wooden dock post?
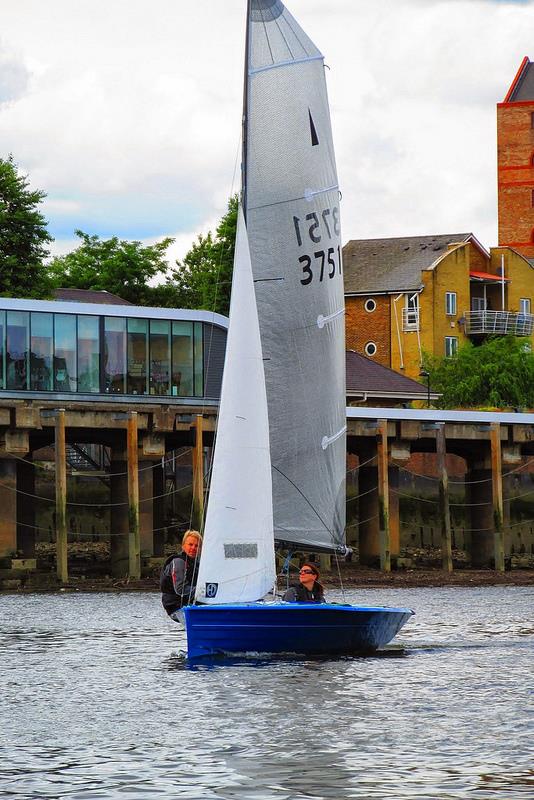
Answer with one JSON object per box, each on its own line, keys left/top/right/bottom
{"left": 55, "top": 409, "right": 68, "bottom": 583}
{"left": 377, "top": 419, "right": 391, "bottom": 572}
{"left": 490, "top": 422, "right": 505, "bottom": 572}
{"left": 127, "top": 411, "right": 141, "bottom": 580}
{"left": 436, "top": 424, "right": 453, "bottom": 572}
{"left": 192, "top": 415, "right": 204, "bottom": 531}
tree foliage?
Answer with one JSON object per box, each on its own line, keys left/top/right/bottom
{"left": 49, "top": 230, "right": 182, "bottom": 307}
{"left": 423, "top": 336, "right": 534, "bottom": 409}
{"left": 170, "top": 195, "right": 238, "bottom": 316}
{"left": 0, "top": 155, "right": 53, "bottom": 298}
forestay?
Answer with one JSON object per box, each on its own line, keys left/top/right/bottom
{"left": 195, "top": 208, "right": 276, "bottom": 604}
{"left": 245, "top": 0, "right": 347, "bottom": 553}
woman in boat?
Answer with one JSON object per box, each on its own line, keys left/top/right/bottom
{"left": 160, "top": 530, "right": 203, "bottom": 619}
{"left": 282, "top": 563, "right": 325, "bottom": 604}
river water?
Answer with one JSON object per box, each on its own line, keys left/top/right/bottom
{"left": 1, "top": 586, "right": 532, "bottom": 799}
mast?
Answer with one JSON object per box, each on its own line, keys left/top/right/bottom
{"left": 241, "top": 0, "right": 251, "bottom": 220}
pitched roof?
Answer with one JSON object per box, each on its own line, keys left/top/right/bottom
{"left": 505, "top": 57, "right": 534, "bottom": 102}
{"left": 343, "top": 233, "right": 473, "bottom": 295}
{"left": 53, "top": 288, "right": 132, "bottom": 305}
{"left": 345, "top": 351, "right": 439, "bottom": 400}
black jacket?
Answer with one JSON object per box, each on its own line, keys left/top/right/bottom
{"left": 160, "top": 552, "right": 199, "bottom": 615}
{"left": 282, "top": 582, "right": 325, "bottom": 604}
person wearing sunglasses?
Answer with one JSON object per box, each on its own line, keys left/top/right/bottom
{"left": 282, "top": 562, "right": 325, "bottom": 603}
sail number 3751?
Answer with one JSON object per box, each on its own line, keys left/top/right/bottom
{"left": 293, "top": 208, "right": 342, "bottom": 286}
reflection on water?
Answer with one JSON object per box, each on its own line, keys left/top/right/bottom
{"left": 1, "top": 586, "right": 533, "bottom": 799}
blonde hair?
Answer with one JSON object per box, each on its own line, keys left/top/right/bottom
{"left": 182, "top": 529, "right": 203, "bottom": 546}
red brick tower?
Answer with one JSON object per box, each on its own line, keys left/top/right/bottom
{"left": 498, "top": 57, "right": 534, "bottom": 257}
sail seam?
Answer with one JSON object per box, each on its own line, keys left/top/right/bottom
{"left": 249, "top": 54, "right": 324, "bottom": 76}
{"left": 248, "top": 184, "right": 339, "bottom": 211}
{"left": 260, "top": 11, "right": 276, "bottom": 67}
{"left": 284, "top": 10, "right": 311, "bottom": 58}
{"left": 272, "top": 10, "right": 295, "bottom": 61}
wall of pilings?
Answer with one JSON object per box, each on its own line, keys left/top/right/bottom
{"left": 1, "top": 402, "right": 534, "bottom": 586}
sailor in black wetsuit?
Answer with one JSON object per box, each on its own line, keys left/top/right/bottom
{"left": 160, "top": 530, "right": 202, "bottom": 620}
{"left": 282, "top": 562, "right": 326, "bottom": 603}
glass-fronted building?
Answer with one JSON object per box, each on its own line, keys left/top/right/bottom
{"left": 0, "top": 299, "right": 228, "bottom": 402}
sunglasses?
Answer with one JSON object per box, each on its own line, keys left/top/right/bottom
{"left": 299, "top": 569, "right": 315, "bottom": 575}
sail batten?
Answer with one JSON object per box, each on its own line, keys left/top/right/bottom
{"left": 249, "top": 54, "right": 323, "bottom": 76}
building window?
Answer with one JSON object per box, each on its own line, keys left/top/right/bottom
{"left": 54, "top": 314, "right": 77, "bottom": 391}
{"left": 531, "top": 189, "right": 534, "bottom": 208}
{"left": 6, "top": 311, "right": 29, "bottom": 390}
{"left": 104, "top": 316, "right": 126, "bottom": 393}
{"left": 194, "top": 322, "right": 204, "bottom": 396}
{"left": 78, "top": 316, "right": 100, "bottom": 393}
{"left": 445, "top": 336, "right": 458, "bottom": 358}
{"left": 150, "top": 320, "right": 171, "bottom": 395}
{"left": 127, "top": 318, "right": 148, "bottom": 395}
{"left": 402, "top": 293, "right": 419, "bottom": 330}
{"left": 531, "top": 112, "right": 534, "bottom": 129}
{"left": 364, "top": 341, "right": 377, "bottom": 357}
{"left": 364, "top": 298, "right": 376, "bottom": 313}
{"left": 445, "top": 292, "right": 457, "bottom": 316}
{"left": 30, "top": 312, "right": 53, "bottom": 391}
{"left": 520, "top": 298, "right": 531, "bottom": 315}
{"left": 0, "top": 311, "right": 4, "bottom": 390}
{"left": 172, "top": 321, "right": 193, "bottom": 396}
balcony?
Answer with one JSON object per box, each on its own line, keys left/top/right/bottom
{"left": 402, "top": 308, "right": 420, "bottom": 331}
{"left": 463, "top": 310, "right": 534, "bottom": 336}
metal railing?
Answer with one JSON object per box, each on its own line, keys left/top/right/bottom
{"left": 464, "top": 310, "right": 534, "bottom": 336}
{"left": 402, "top": 308, "right": 419, "bottom": 331}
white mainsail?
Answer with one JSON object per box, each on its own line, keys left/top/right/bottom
{"left": 245, "top": 0, "right": 347, "bottom": 553}
{"left": 195, "top": 208, "right": 276, "bottom": 604}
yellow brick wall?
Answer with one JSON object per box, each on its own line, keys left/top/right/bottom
{"left": 389, "top": 244, "right": 474, "bottom": 380}
{"left": 490, "top": 247, "right": 534, "bottom": 348}
{"left": 431, "top": 244, "right": 472, "bottom": 360}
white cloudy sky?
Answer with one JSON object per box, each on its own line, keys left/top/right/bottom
{"left": 1, "top": 0, "right": 533, "bottom": 264}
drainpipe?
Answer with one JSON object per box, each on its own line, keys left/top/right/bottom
{"left": 393, "top": 293, "right": 404, "bottom": 369}
{"left": 501, "top": 254, "right": 505, "bottom": 311}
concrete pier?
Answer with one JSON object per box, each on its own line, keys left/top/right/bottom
{"left": 0, "top": 400, "right": 533, "bottom": 582}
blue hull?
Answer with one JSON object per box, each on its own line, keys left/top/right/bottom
{"left": 181, "top": 603, "right": 414, "bottom": 660}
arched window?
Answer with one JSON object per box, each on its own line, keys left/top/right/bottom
{"left": 365, "top": 341, "right": 377, "bottom": 357}
{"left": 364, "top": 298, "right": 377, "bottom": 313}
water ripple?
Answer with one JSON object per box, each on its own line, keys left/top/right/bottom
{"left": 0, "top": 586, "right": 532, "bottom": 799}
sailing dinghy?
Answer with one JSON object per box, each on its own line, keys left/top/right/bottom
{"left": 180, "top": 0, "right": 413, "bottom": 659}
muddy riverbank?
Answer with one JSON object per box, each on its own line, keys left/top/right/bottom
{"left": 3, "top": 565, "right": 532, "bottom": 594}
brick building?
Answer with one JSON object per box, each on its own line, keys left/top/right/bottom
{"left": 343, "top": 234, "right": 534, "bottom": 381}
{"left": 498, "top": 56, "right": 534, "bottom": 257}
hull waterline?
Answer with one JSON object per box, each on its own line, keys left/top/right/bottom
{"left": 180, "top": 603, "right": 414, "bottom": 660}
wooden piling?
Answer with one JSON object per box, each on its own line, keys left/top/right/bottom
{"left": 377, "top": 419, "right": 391, "bottom": 572}
{"left": 436, "top": 424, "right": 453, "bottom": 572}
{"left": 192, "top": 414, "right": 204, "bottom": 531}
{"left": 55, "top": 409, "right": 68, "bottom": 583}
{"left": 490, "top": 422, "right": 505, "bottom": 572}
{"left": 127, "top": 411, "right": 141, "bottom": 580}
{"left": 318, "top": 553, "right": 332, "bottom": 573}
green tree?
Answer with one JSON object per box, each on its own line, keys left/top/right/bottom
{"left": 170, "top": 195, "right": 238, "bottom": 316}
{"left": 423, "top": 336, "right": 534, "bottom": 409}
{"left": 49, "top": 230, "right": 182, "bottom": 307}
{"left": 0, "top": 155, "right": 53, "bottom": 298}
